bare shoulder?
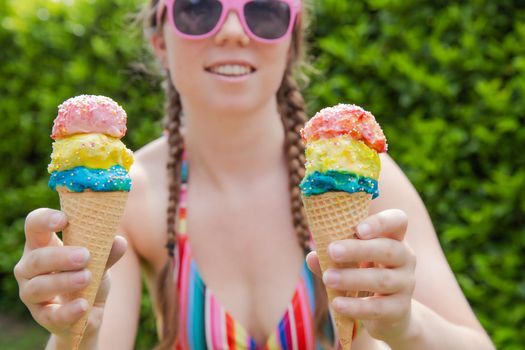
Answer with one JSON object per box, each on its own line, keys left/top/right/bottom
{"left": 121, "top": 136, "right": 169, "bottom": 273}
{"left": 370, "top": 154, "right": 425, "bottom": 214}
{"left": 132, "top": 136, "right": 169, "bottom": 175}
{"left": 370, "top": 154, "right": 437, "bottom": 243}
{"left": 370, "top": 153, "right": 443, "bottom": 276}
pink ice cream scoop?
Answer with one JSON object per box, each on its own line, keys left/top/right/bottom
{"left": 301, "top": 104, "right": 388, "bottom": 153}
{"left": 51, "top": 95, "right": 127, "bottom": 139}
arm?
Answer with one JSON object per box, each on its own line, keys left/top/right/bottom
{"left": 97, "top": 235, "right": 142, "bottom": 349}
{"left": 307, "top": 154, "right": 494, "bottom": 349}
{"left": 370, "top": 154, "right": 494, "bottom": 349}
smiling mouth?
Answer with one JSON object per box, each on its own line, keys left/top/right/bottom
{"left": 205, "top": 64, "right": 256, "bottom": 77}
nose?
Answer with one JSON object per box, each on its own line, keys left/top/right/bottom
{"left": 214, "top": 11, "right": 250, "bottom": 46}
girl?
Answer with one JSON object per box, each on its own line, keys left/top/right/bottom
{"left": 15, "top": 0, "right": 495, "bottom": 349}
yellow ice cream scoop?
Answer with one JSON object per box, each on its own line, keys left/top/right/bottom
{"left": 305, "top": 135, "right": 381, "bottom": 180}
{"left": 48, "top": 133, "right": 134, "bottom": 173}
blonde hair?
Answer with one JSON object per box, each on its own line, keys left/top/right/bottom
{"left": 138, "top": 1, "right": 332, "bottom": 348}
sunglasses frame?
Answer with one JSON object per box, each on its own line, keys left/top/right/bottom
{"left": 156, "top": 0, "right": 302, "bottom": 43}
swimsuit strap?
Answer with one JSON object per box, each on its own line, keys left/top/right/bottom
{"left": 181, "top": 150, "right": 188, "bottom": 184}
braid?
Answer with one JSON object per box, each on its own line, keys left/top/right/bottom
{"left": 277, "top": 70, "right": 310, "bottom": 253}
{"left": 155, "top": 77, "right": 184, "bottom": 349}
{"left": 164, "top": 77, "right": 184, "bottom": 257}
{"left": 277, "top": 70, "right": 333, "bottom": 349}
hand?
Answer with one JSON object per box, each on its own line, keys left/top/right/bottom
{"left": 306, "top": 209, "right": 416, "bottom": 343}
{"left": 13, "top": 208, "right": 127, "bottom": 346}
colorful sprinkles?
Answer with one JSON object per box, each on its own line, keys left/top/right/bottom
{"left": 300, "top": 171, "right": 379, "bottom": 198}
{"left": 49, "top": 165, "right": 131, "bottom": 192}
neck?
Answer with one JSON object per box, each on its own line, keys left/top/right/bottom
{"left": 182, "top": 98, "right": 287, "bottom": 191}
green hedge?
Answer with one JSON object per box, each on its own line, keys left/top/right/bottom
{"left": 1, "top": 0, "right": 523, "bottom": 349}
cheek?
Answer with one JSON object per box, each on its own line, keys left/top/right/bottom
{"left": 261, "top": 43, "right": 292, "bottom": 91}
{"left": 165, "top": 40, "right": 204, "bottom": 89}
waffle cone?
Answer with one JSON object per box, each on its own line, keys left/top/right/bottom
{"left": 57, "top": 188, "right": 129, "bottom": 350}
{"left": 301, "top": 191, "right": 371, "bottom": 350}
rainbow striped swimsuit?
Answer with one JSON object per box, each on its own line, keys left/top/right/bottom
{"left": 173, "top": 156, "right": 355, "bottom": 349}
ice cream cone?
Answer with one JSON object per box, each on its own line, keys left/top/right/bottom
{"left": 302, "top": 191, "right": 371, "bottom": 350}
{"left": 57, "top": 188, "right": 128, "bottom": 350}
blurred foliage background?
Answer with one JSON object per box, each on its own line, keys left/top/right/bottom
{"left": 1, "top": 0, "right": 523, "bottom": 349}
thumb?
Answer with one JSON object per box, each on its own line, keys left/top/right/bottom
{"left": 24, "top": 208, "right": 67, "bottom": 250}
{"left": 305, "top": 251, "right": 322, "bottom": 277}
{"left": 356, "top": 209, "right": 408, "bottom": 241}
{"left": 94, "top": 235, "right": 128, "bottom": 305}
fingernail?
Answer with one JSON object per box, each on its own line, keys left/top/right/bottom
{"left": 332, "top": 297, "right": 346, "bottom": 311}
{"left": 357, "top": 223, "right": 372, "bottom": 238}
{"left": 73, "top": 270, "right": 91, "bottom": 285}
{"left": 71, "top": 248, "right": 90, "bottom": 264}
{"left": 328, "top": 243, "right": 344, "bottom": 260}
{"left": 323, "top": 270, "right": 341, "bottom": 287}
{"left": 49, "top": 213, "right": 66, "bottom": 229}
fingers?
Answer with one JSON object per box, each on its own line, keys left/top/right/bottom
{"left": 328, "top": 238, "right": 411, "bottom": 267}
{"left": 94, "top": 271, "right": 112, "bottom": 305}
{"left": 15, "top": 220, "right": 125, "bottom": 338}
{"left": 14, "top": 246, "right": 90, "bottom": 280}
{"left": 25, "top": 208, "right": 67, "bottom": 250}
{"left": 93, "top": 235, "right": 127, "bottom": 304}
{"left": 91, "top": 235, "right": 127, "bottom": 306}
{"left": 21, "top": 270, "right": 91, "bottom": 304}
{"left": 18, "top": 235, "right": 126, "bottom": 304}
{"left": 332, "top": 294, "right": 410, "bottom": 321}
{"left": 323, "top": 267, "right": 409, "bottom": 295}
{"left": 356, "top": 209, "right": 408, "bottom": 241}
{"left": 18, "top": 234, "right": 125, "bottom": 280}
{"left": 105, "top": 235, "right": 127, "bottom": 270}
{"left": 35, "top": 299, "right": 89, "bottom": 332}
{"left": 306, "top": 251, "right": 322, "bottom": 277}
{"left": 322, "top": 238, "right": 416, "bottom": 294}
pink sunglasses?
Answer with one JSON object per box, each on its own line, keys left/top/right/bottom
{"left": 156, "top": 0, "right": 302, "bottom": 43}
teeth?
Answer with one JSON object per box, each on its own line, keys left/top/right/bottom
{"left": 210, "top": 65, "right": 252, "bottom": 76}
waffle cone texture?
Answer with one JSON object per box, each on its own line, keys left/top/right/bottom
{"left": 57, "top": 188, "right": 128, "bottom": 350}
{"left": 301, "top": 191, "right": 371, "bottom": 350}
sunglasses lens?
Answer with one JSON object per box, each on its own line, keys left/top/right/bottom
{"left": 244, "top": 0, "right": 292, "bottom": 40}
{"left": 173, "top": 0, "right": 223, "bottom": 36}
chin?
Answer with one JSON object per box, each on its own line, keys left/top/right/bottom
{"left": 205, "top": 94, "right": 266, "bottom": 115}
{"left": 214, "top": 101, "right": 257, "bottom": 115}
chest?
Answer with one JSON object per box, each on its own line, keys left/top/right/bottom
{"left": 182, "top": 189, "right": 306, "bottom": 346}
